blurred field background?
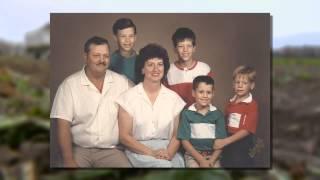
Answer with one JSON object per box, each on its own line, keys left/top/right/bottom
{"left": 1, "top": 24, "right": 320, "bottom": 179}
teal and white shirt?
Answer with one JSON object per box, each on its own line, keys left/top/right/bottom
{"left": 177, "top": 104, "right": 227, "bottom": 151}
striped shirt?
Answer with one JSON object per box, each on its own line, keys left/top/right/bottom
{"left": 177, "top": 104, "right": 227, "bottom": 151}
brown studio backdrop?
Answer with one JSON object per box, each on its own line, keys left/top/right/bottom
{"left": 50, "top": 13, "right": 271, "bottom": 167}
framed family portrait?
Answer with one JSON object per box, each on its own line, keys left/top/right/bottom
{"left": 50, "top": 13, "right": 271, "bottom": 168}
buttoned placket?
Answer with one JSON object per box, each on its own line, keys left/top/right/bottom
{"left": 97, "top": 78, "right": 112, "bottom": 145}
{"left": 183, "top": 67, "right": 188, "bottom": 80}
{"left": 87, "top": 75, "right": 112, "bottom": 146}
{"left": 95, "top": 94, "right": 102, "bottom": 145}
{"left": 83, "top": 83, "right": 100, "bottom": 145}
{"left": 140, "top": 85, "right": 161, "bottom": 138}
{"left": 191, "top": 106, "right": 216, "bottom": 126}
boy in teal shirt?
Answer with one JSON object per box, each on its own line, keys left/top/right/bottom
{"left": 110, "top": 18, "right": 137, "bottom": 84}
{"left": 177, "top": 75, "right": 227, "bottom": 168}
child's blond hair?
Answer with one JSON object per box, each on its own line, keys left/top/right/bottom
{"left": 233, "top": 65, "right": 256, "bottom": 83}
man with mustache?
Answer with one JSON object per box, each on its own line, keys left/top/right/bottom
{"left": 50, "top": 36, "right": 132, "bottom": 167}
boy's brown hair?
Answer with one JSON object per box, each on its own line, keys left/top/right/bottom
{"left": 233, "top": 65, "right": 256, "bottom": 82}
{"left": 192, "top": 75, "right": 214, "bottom": 90}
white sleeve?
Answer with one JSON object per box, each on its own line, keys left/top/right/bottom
{"left": 115, "top": 91, "right": 134, "bottom": 117}
{"left": 173, "top": 95, "right": 186, "bottom": 117}
{"left": 50, "top": 81, "right": 74, "bottom": 122}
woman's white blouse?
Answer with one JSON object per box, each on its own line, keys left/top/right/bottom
{"left": 116, "top": 83, "right": 186, "bottom": 141}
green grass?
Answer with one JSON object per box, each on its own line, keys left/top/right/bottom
{"left": 273, "top": 57, "right": 320, "bottom": 85}
{"left": 273, "top": 57, "right": 320, "bottom": 66}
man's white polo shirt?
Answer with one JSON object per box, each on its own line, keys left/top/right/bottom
{"left": 50, "top": 68, "right": 130, "bottom": 148}
{"left": 116, "top": 83, "right": 186, "bottom": 141}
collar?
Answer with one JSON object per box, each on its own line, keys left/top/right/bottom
{"left": 188, "top": 103, "right": 217, "bottom": 112}
{"left": 230, "top": 93, "right": 253, "bottom": 103}
{"left": 113, "top": 49, "right": 137, "bottom": 58}
{"left": 174, "top": 60, "right": 198, "bottom": 71}
{"left": 80, "top": 66, "right": 113, "bottom": 86}
{"left": 136, "top": 82, "right": 169, "bottom": 95}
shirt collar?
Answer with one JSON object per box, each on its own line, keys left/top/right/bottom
{"left": 230, "top": 93, "right": 252, "bottom": 103}
{"left": 174, "top": 60, "right": 198, "bottom": 71}
{"left": 80, "top": 66, "right": 113, "bottom": 86}
{"left": 137, "top": 82, "right": 168, "bottom": 95}
{"left": 188, "top": 103, "right": 217, "bottom": 112}
{"left": 80, "top": 66, "right": 90, "bottom": 86}
{"left": 114, "top": 49, "right": 137, "bottom": 58}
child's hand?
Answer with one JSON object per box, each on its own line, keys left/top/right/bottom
{"left": 163, "top": 149, "right": 173, "bottom": 160}
{"left": 208, "top": 158, "right": 218, "bottom": 167}
{"left": 63, "top": 159, "right": 78, "bottom": 168}
{"left": 214, "top": 139, "right": 227, "bottom": 150}
{"left": 199, "top": 159, "right": 211, "bottom": 168}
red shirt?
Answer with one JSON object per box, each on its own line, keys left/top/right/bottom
{"left": 225, "top": 94, "right": 258, "bottom": 134}
{"left": 165, "top": 60, "right": 213, "bottom": 107}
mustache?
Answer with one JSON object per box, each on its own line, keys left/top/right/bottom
{"left": 97, "top": 61, "right": 107, "bottom": 66}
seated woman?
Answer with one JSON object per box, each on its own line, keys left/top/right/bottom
{"left": 116, "top": 43, "right": 186, "bottom": 167}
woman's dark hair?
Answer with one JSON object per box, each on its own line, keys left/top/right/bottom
{"left": 135, "top": 43, "right": 170, "bottom": 83}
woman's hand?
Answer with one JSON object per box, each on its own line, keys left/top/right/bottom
{"left": 153, "top": 149, "right": 170, "bottom": 160}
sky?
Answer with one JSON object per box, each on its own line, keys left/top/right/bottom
{"left": 1, "top": 0, "right": 320, "bottom": 44}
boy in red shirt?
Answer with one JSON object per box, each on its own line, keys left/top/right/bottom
{"left": 214, "top": 65, "right": 258, "bottom": 167}
{"left": 166, "top": 27, "right": 213, "bottom": 107}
